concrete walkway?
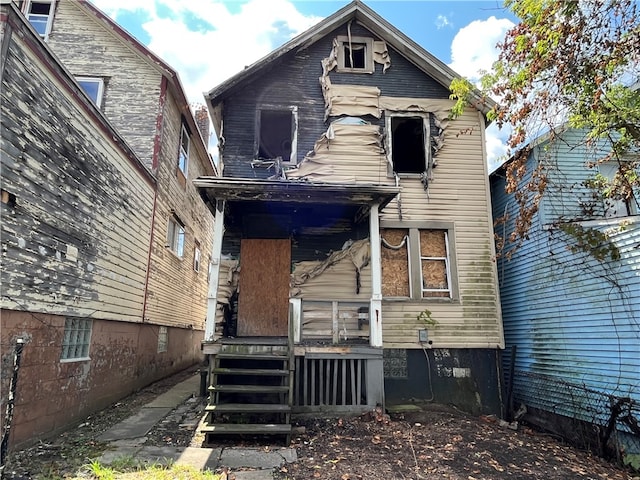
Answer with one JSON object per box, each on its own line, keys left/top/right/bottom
{"left": 96, "top": 373, "right": 296, "bottom": 479}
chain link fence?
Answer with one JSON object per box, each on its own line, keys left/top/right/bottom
{"left": 510, "top": 370, "right": 639, "bottom": 469}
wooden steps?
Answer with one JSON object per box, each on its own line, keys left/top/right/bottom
{"left": 201, "top": 341, "right": 294, "bottom": 444}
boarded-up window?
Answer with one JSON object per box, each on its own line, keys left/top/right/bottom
{"left": 381, "top": 229, "right": 410, "bottom": 297}
{"left": 420, "top": 230, "right": 450, "bottom": 298}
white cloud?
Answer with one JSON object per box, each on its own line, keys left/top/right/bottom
{"left": 449, "top": 16, "right": 514, "bottom": 82}
{"left": 90, "top": 0, "right": 322, "bottom": 106}
{"left": 435, "top": 14, "right": 451, "bottom": 30}
{"left": 448, "top": 16, "right": 515, "bottom": 165}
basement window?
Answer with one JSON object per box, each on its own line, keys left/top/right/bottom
{"left": 336, "top": 35, "right": 374, "bottom": 73}
{"left": 381, "top": 224, "right": 457, "bottom": 300}
{"left": 158, "top": 326, "right": 168, "bottom": 353}
{"left": 76, "top": 77, "right": 104, "bottom": 108}
{"left": 60, "top": 318, "right": 92, "bottom": 361}
{"left": 256, "top": 107, "right": 297, "bottom": 164}
{"left": 25, "top": 1, "right": 55, "bottom": 40}
{"left": 387, "top": 115, "right": 429, "bottom": 175}
{"left": 167, "top": 216, "right": 185, "bottom": 258}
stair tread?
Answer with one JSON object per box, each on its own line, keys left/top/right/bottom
{"left": 202, "top": 423, "right": 292, "bottom": 434}
{"left": 217, "top": 353, "right": 289, "bottom": 360}
{"left": 209, "top": 384, "right": 290, "bottom": 393}
{"left": 213, "top": 368, "right": 289, "bottom": 376}
{"left": 206, "top": 403, "right": 291, "bottom": 413}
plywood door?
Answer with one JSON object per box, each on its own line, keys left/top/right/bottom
{"left": 237, "top": 239, "right": 291, "bottom": 336}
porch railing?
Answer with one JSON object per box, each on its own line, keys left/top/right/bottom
{"left": 290, "top": 299, "right": 370, "bottom": 344}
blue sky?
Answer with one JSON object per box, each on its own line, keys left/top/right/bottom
{"left": 90, "top": 0, "right": 518, "bottom": 165}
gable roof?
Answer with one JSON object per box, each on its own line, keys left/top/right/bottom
{"left": 73, "top": 1, "right": 217, "bottom": 175}
{"left": 205, "top": 0, "right": 494, "bottom": 116}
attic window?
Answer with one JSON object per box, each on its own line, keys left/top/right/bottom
{"left": 336, "top": 35, "right": 374, "bottom": 73}
{"left": 256, "top": 107, "right": 297, "bottom": 164}
{"left": 76, "top": 77, "right": 104, "bottom": 108}
{"left": 387, "top": 115, "right": 429, "bottom": 175}
{"left": 26, "top": 0, "right": 55, "bottom": 40}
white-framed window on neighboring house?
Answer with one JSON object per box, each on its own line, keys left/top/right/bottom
{"left": 157, "top": 326, "right": 168, "bottom": 353}
{"left": 386, "top": 114, "right": 430, "bottom": 175}
{"left": 60, "top": 318, "right": 92, "bottom": 361}
{"left": 25, "top": 0, "right": 56, "bottom": 40}
{"left": 598, "top": 161, "right": 638, "bottom": 218}
{"left": 256, "top": 106, "right": 298, "bottom": 164}
{"left": 76, "top": 77, "right": 104, "bottom": 108}
{"left": 178, "top": 124, "right": 190, "bottom": 177}
{"left": 336, "top": 35, "right": 374, "bottom": 73}
{"left": 381, "top": 223, "right": 457, "bottom": 300}
{"left": 166, "top": 215, "right": 185, "bottom": 258}
{"left": 193, "top": 240, "right": 201, "bottom": 272}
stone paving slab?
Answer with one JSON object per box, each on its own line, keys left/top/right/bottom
{"left": 97, "top": 407, "right": 172, "bottom": 441}
{"left": 233, "top": 470, "right": 277, "bottom": 480}
{"left": 145, "top": 375, "right": 200, "bottom": 408}
{"left": 219, "top": 448, "right": 293, "bottom": 469}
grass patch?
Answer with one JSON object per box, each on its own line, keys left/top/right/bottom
{"left": 77, "top": 460, "right": 222, "bottom": 479}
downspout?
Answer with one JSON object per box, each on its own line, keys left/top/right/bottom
{"left": 141, "top": 75, "right": 168, "bottom": 323}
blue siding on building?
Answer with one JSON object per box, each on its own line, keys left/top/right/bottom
{"left": 491, "top": 129, "right": 639, "bottom": 441}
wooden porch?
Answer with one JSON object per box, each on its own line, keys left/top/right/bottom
{"left": 201, "top": 299, "right": 384, "bottom": 443}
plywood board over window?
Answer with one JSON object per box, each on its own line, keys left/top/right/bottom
{"left": 381, "top": 228, "right": 410, "bottom": 297}
{"left": 420, "top": 230, "right": 450, "bottom": 298}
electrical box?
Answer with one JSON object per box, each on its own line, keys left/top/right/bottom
{"left": 418, "top": 329, "right": 428, "bottom": 343}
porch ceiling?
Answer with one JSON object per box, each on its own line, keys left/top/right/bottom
{"left": 194, "top": 177, "right": 400, "bottom": 210}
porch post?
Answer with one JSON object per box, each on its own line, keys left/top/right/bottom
{"left": 369, "top": 203, "right": 383, "bottom": 347}
{"left": 204, "top": 200, "right": 225, "bottom": 342}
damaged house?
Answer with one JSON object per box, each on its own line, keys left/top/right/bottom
{"left": 197, "top": 1, "right": 504, "bottom": 440}
{"left": 1, "top": 0, "right": 215, "bottom": 447}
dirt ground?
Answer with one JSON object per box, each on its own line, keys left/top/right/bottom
{"left": 2, "top": 368, "right": 636, "bottom": 480}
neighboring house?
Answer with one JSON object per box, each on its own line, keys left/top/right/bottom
{"left": 196, "top": 1, "right": 503, "bottom": 441}
{"left": 1, "top": 0, "right": 215, "bottom": 448}
{"left": 490, "top": 128, "right": 639, "bottom": 463}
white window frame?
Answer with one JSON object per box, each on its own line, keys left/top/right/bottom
{"left": 76, "top": 77, "right": 104, "bottom": 108}
{"left": 193, "top": 241, "right": 201, "bottom": 272}
{"left": 25, "top": 0, "right": 56, "bottom": 41}
{"left": 166, "top": 216, "right": 185, "bottom": 258}
{"left": 60, "top": 318, "right": 92, "bottom": 362}
{"left": 178, "top": 124, "right": 190, "bottom": 176}
{"left": 385, "top": 113, "right": 431, "bottom": 177}
{"left": 336, "top": 35, "right": 374, "bottom": 74}
{"left": 598, "top": 161, "right": 637, "bottom": 218}
{"left": 157, "top": 326, "right": 168, "bottom": 353}
{"left": 419, "top": 230, "right": 452, "bottom": 298}
{"left": 381, "top": 222, "right": 458, "bottom": 301}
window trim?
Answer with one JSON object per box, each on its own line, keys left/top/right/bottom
{"left": 193, "top": 240, "right": 201, "bottom": 272}
{"left": 178, "top": 124, "right": 190, "bottom": 177}
{"left": 335, "top": 35, "right": 374, "bottom": 74}
{"left": 166, "top": 215, "right": 185, "bottom": 258}
{"left": 255, "top": 105, "right": 298, "bottom": 165}
{"left": 76, "top": 76, "right": 104, "bottom": 108}
{"left": 60, "top": 317, "right": 92, "bottom": 362}
{"left": 385, "top": 112, "right": 431, "bottom": 177}
{"left": 381, "top": 221, "right": 459, "bottom": 302}
{"left": 25, "top": 0, "right": 56, "bottom": 41}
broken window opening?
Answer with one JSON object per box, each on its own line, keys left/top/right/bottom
{"left": 336, "top": 35, "right": 374, "bottom": 73}
{"left": 390, "top": 116, "right": 427, "bottom": 175}
{"left": 257, "top": 108, "right": 297, "bottom": 163}
{"left": 345, "top": 43, "right": 366, "bottom": 69}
